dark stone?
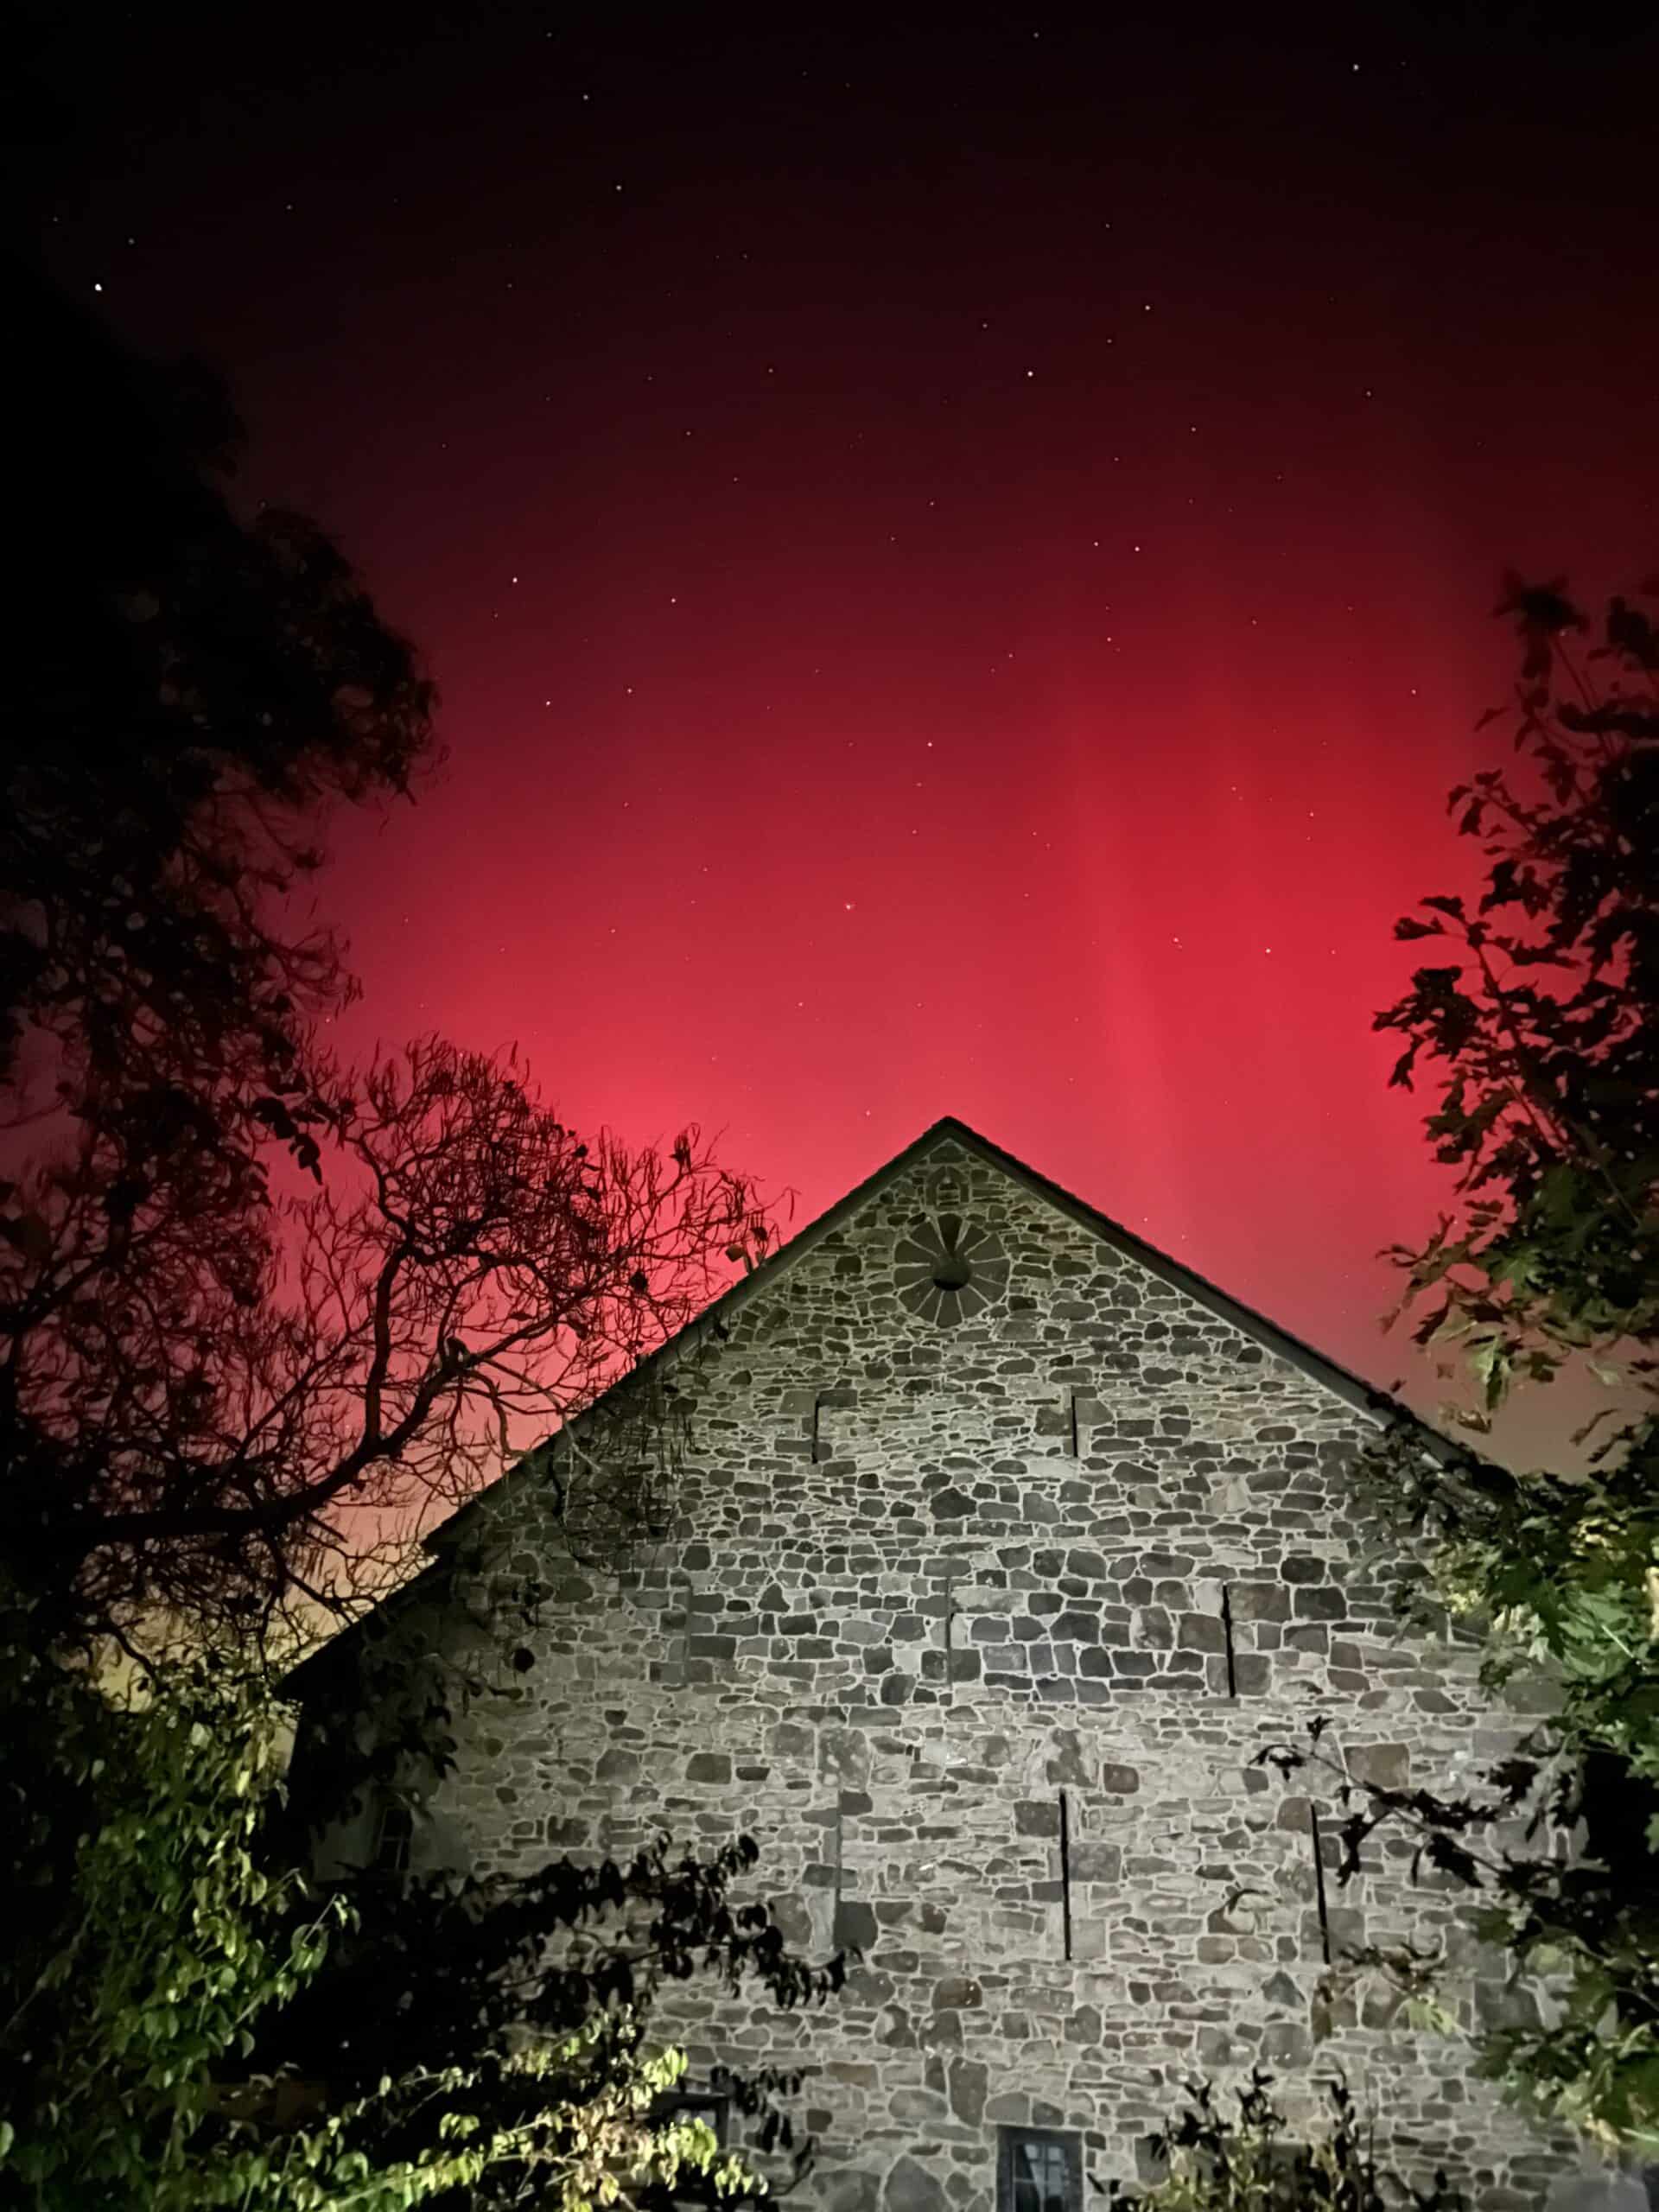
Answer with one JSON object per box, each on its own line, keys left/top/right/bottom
{"left": 1050, "top": 1611, "right": 1099, "bottom": 1643}
{"left": 1281, "top": 1553, "right": 1326, "bottom": 1583}
{"left": 1077, "top": 1647, "right": 1115, "bottom": 1678}
{"left": 1178, "top": 1611, "right": 1226, "bottom": 1653}
{"left": 930, "top": 1486, "right": 976, "bottom": 1520}
{"left": 1281, "top": 1624, "right": 1327, "bottom": 1654}
{"left": 1293, "top": 1586, "right": 1346, "bottom": 1621}
{"left": 1229, "top": 1581, "right": 1290, "bottom": 1623}
{"left": 779, "top": 1613, "right": 819, "bottom": 1636}
{"left": 1262, "top": 2021, "right": 1313, "bottom": 2066}
{"left": 1065, "top": 1548, "right": 1108, "bottom": 1580}
{"left": 834, "top": 1897, "right": 878, "bottom": 1950}
{"left": 686, "top": 1752, "right": 731, "bottom": 1782}
{"left": 932, "top": 1974, "right": 982, "bottom": 2011}
{"left": 1100, "top": 1763, "right": 1141, "bottom": 1793}
{"left": 595, "top": 1748, "right": 639, "bottom": 1780}
{"left": 1014, "top": 1799, "right": 1060, "bottom": 1838}
{"left": 1233, "top": 1654, "right": 1272, "bottom": 1694}
{"left": 948, "top": 2059, "right": 988, "bottom": 2126}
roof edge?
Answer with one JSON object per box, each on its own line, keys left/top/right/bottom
{"left": 284, "top": 1114, "right": 1454, "bottom": 1697}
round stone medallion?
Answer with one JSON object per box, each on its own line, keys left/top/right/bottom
{"left": 893, "top": 1213, "right": 1008, "bottom": 1326}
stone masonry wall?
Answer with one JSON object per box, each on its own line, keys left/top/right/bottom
{"left": 352, "top": 1135, "right": 1588, "bottom": 2212}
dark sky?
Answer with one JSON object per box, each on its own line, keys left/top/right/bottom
{"left": 22, "top": 2, "right": 1659, "bottom": 1403}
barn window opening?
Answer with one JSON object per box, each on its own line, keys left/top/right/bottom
{"left": 998, "top": 2127, "right": 1082, "bottom": 2212}
{"left": 657, "top": 2090, "right": 728, "bottom": 2145}
{"left": 372, "top": 1796, "right": 414, "bottom": 1878}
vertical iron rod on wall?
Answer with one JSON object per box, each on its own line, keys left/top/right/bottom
{"left": 1069, "top": 1393, "right": 1080, "bottom": 1459}
{"left": 1309, "top": 1803, "right": 1332, "bottom": 1964}
{"left": 1059, "top": 1789, "right": 1073, "bottom": 1962}
{"left": 1221, "top": 1586, "right": 1238, "bottom": 1699}
{"left": 811, "top": 1393, "right": 823, "bottom": 1459}
{"left": 679, "top": 1567, "right": 696, "bottom": 1688}
{"left": 943, "top": 1566, "right": 955, "bottom": 1658}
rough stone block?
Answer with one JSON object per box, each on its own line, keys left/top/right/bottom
{"left": 1346, "top": 1741, "right": 1410, "bottom": 1790}
{"left": 1293, "top": 1586, "right": 1346, "bottom": 1621}
{"left": 834, "top": 1897, "right": 878, "bottom": 1950}
{"left": 1071, "top": 1840, "right": 1122, "bottom": 1881}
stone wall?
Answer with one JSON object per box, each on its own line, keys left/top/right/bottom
{"left": 334, "top": 1133, "right": 1589, "bottom": 2212}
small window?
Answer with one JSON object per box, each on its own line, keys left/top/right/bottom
{"left": 999, "top": 2128, "right": 1082, "bottom": 2212}
{"left": 371, "top": 1797, "right": 414, "bottom": 1877}
{"left": 658, "top": 2092, "right": 728, "bottom": 2145}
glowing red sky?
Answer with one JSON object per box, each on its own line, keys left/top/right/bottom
{"left": 28, "top": 5, "right": 1659, "bottom": 1402}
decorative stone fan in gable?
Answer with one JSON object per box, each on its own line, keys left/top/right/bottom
{"left": 893, "top": 1212, "right": 1009, "bottom": 1326}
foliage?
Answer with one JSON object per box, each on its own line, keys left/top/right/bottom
{"left": 1109, "top": 2069, "right": 1464, "bottom": 2212}
{"left": 7, "top": 251, "right": 435, "bottom": 1217}
{"left": 1255, "top": 1718, "right": 1659, "bottom": 2155}
{"left": 2, "top": 263, "right": 817, "bottom": 2205}
{"left": 0, "top": 1582, "right": 842, "bottom": 2210}
{"left": 1349, "top": 576, "right": 1659, "bottom": 2149}
{"left": 268, "top": 1585, "right": 846, "bottom": 2209}
{"left": 1376, "top": 573, "right": 1659, "bottom": 1404}
{"left": 3, "top": 1027, "right": 772, "bottom": 1648}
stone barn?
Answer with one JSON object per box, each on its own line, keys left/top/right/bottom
{"left": 298, "top": 1117, "right": 1603, "bottom": 2212}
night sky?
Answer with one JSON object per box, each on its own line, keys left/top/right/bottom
{"left": 22, "top": 3, "right": 1659, "bottom": 1405}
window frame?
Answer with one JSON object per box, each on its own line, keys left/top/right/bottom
{"left": 997, "top": 2126, "right": 1083, "bottom": 2212}
{"left": 370, "top": 1795, "right": 415, "bottom": 1878}
{"left": 655, "top": 2089, "right": 729, "bottom": 2148}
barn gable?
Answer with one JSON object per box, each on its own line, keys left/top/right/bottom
{"left": 301, "top": 1118, "right": 1586, "bottom": 2211}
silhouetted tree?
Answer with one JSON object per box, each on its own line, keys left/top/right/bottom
{"left": 1303, "top": 577, "right": 1659, "bottom": 2150}
{"left": 2, "top": 267, "right": 774, "bottom": 1649}
{"left": 3, "top": 1026, "right": 770, "bottom": 1648}
{"left": 0, "top": 265, "right": 820, "bottom": 2209}
{"left": 6, "top": 252, "right": 434, "bottom": 1198}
